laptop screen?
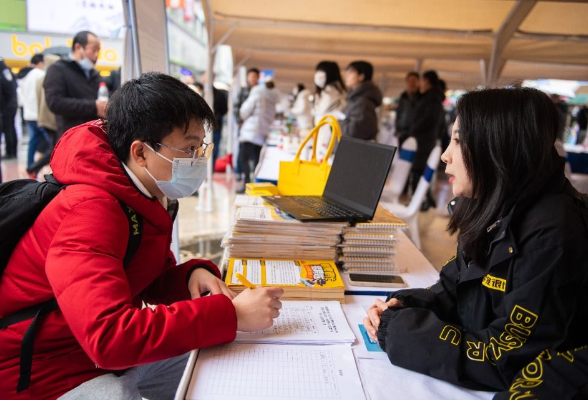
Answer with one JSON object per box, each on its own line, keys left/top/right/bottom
{"left": 324, "top": 137, "right": 396, "bottom": 217}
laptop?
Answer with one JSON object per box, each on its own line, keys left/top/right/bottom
{"left": 263, "top": 136, "right": 396, "bottom": 222}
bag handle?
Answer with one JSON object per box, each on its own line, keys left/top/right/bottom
{"left": 294, "top": 115, "right": 341, "bottom": 164}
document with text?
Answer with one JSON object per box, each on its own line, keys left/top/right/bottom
{"left": 235, "top": 301, "right": 355, "bottom": 345}
{"left": 186, "top": 343, "right": 366, "bottom": 400}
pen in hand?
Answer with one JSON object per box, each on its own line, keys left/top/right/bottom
{"left": 235, "top": 273, "right": 257, "bottom": 289}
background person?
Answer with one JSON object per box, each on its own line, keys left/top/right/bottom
{"left": 395, "top": 71, "right": 420, "bottom": 147}
{"left": 0, "top": 57, "right": 18, "bottom": 159}
{"left": 44, "top": 30, "right": 105, "bottom": 139}
{"left": 238, "top": 79, "right": 279, "bottom": 189}
{"left": 313, "top": 61, "right": 346, "bottom": 158}
{"left": 408, "top": 70, "right": 444, "bottom": 205}
{"left": 364, "top": 87, "right": 588, "bottom": 396}
{"left": 289, "top": 83, "right": 313, "bottom": 131}
{"left": 201, "top": 72, "right": 228, "bottom": 167}
{"left": 20, "top": 53, "right": 51, "bottom": 174}
{"left": 0, "top": 73, "right": 283, "bottom": 399}
{"left": 234, "top": 68, "right": 260, "bottom": 181}
{"left": 341, "top": 60, "right": 383, "bottom": 141}
{"left": 26, "top": 54, "right": 60, "bottom": 179}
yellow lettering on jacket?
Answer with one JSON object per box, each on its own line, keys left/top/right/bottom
{"left": 482, "top": 274, "right": 507, "bottom": 292}
{"left": 557, "top": 351, "right": 574, "bottom": 363}
{"left": 508, "top": 358, "right": 544, "bottom": 400}
{"left": 439, "top": 325, "right": 461, "bottom": 345}
{"left": 487, "top": 305, "right": 538, "bottom": 364}
{"left": 466, "top": 341, "right": 485, "bottom": 361}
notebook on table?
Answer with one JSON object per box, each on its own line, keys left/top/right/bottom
{"left": 263, "top": 136, "right": 396, "bottom": 222}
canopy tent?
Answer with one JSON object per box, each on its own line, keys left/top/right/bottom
{"left": 201, "top": 0, "right": 588, "bottom": 96}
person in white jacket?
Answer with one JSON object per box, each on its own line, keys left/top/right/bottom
{"left": 238, "top": 80, "right": 279, "bottom": 186}
{"left": 313, "top": 61, "right": 346, "bottom": 160}
{"left": 20, "top": 53, "right": 51, "bottom": 170}
{"left": 290, "top": 84, "right": 313, "bottom": 131}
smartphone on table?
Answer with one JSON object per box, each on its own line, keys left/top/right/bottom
{"left": 348, "top": 273, "right": 407, "bottom": 288}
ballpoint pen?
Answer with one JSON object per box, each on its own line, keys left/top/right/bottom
{"left": 235, "top": 273, "right": 257, "bottom": 289}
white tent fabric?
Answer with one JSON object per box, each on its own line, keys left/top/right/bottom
{"left": 202, "top": 0, "right": 588, "bottom": 95}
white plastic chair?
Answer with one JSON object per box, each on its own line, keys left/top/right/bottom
{"left": 381, "top": 146, "right": 442, "bottom": 249}
{"left": 380, "top": 137, "right": 417, "bottom": 204}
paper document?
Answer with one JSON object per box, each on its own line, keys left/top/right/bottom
{"left": 233, "top": 195, "right": 267, "bottom": 207}
{"left": 186, "top": 343, "right": 366, "bottom": 400}
{"left": 235, "top": 301, "right": 355, "bottom": 344}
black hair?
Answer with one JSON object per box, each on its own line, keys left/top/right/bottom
{"left": 406, "top": 71, "right": 419, "bottom": 80}
{"left": 296, "top": 83, "right": 305, "bottom": 93}
{"left": 315, "top": 61, "right": 346, "bottom": 96}
{"left": 107, "top": 72, "right": 216, "bottom": 161}
{"left": 72, "top": 31, "right": 97, "bottom": 51}
{"left": 438, "top": 79, "right": 447, "bottom": 92}
{"left": 30, "top": 53, "right": 44, "bottom": 65}
{"left": 346, "top": 60, "right": 374, "bottom": 81}
{"left": 447, "top": 87, "right": 560, "bottom": 262}
{"left": 247, "top": 67, "right": 260, "bottom": 76}
{"left": 422, "top": 70, "right": 440, "bottom": 86}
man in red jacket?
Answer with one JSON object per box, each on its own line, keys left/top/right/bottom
{"left": 0, "top": 72, "right": 283, "bottom": 400}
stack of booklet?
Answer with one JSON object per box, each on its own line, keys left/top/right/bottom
{"left": 222, "top": 196, "right": 347, "bottom": 260}
{"left": 225, "top": 258, "right": 346, "bottom": 303}
{"left": 338, "top": 206, "right": 408, "bottom": 274}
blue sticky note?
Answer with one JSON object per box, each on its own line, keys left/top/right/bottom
{"left": 358, "top": 324, "right": 384, "bottom": 352}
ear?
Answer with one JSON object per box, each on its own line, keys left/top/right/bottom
{"left": 129, "top": 140, "right": 148, "bottom": 167}
{"left": 358, "top": 73, "right": 366, "bottom": 82}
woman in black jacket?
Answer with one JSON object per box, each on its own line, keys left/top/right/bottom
{"left": 364, "top": 87, "right": 588, "bottom": 398}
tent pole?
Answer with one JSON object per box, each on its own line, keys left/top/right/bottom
{"left": 487, "top": 0, "right": 536, "bottom": 85}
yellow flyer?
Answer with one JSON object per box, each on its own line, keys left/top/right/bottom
{"left": 225, "top": 258, "right": 344, "bottom": 289}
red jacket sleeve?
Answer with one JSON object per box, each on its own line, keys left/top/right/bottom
{"left": 140, "top": 254, "right": 222, "bottom": 305}
{"left": 45, "top": 198, "right": 237, "bottom": 370}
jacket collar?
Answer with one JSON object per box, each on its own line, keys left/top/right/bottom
{"left": 451, "top": 156, "right": 567, "bottom": 282}
{"left": 63, "top": 57, "right": 99, "bottom": 80}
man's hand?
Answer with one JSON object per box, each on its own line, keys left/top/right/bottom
{"left": 95, "top": 99, "right": 107, "bottom": 117}
{"left": 232, "top": 287, "right": 284, "bottom": 332}
{"left": 363, "top": 298, "right": 403, "bottom": 341}
{"left": 188, "top": 268, "right": 235, "bottom": 300}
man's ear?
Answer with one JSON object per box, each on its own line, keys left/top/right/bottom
{"left": 359, "top": 73, "right": 366, "bottom": 83}
{"left": 130, "top": 140, "right": 148, "bottom": 167}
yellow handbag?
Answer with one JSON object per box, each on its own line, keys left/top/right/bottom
{"left": 277, "top": 115, "right": 341, "bottom": 196}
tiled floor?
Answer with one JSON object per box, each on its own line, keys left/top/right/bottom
{"left": 2, "top": 136, "right": 457, "bottom": 272}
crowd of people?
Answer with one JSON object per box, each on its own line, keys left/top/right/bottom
{"left": 1, "top": 28, "right": 587, "bottom": 400}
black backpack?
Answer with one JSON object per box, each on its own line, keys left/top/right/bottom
{"left": 0, "top": 174, "right": 143, "bottom": 392}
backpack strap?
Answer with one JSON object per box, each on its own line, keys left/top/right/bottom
{"left": 16, "top": 298, "right": 58, "bottom": 392}
{"left": 5, "top": 202, "right": 143, "bottom": 392}
{"left": 119, "top": 201, "right": 143, "bottom": 266}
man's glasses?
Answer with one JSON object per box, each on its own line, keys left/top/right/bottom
{"left": 156, "top": 142, "right": 214, "bottom": 160}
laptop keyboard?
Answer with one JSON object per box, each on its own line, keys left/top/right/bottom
{"left": 290, "top": 196, "right": 363, "bottom": 218}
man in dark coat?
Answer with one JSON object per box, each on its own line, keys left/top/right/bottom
{"left": 44, "top": 31, "right": 104, "bottom": 139}
{"left": 1, "top": 57, "right": 18, "bottom": 159}
{"left": 395, "top": 71, "right": 420, "bottom": 147}
{"left": 341, "top": 60, "right": 383, "bottom": 141}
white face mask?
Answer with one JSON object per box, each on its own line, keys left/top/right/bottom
{"left": 314, "top": 71, "right": 327, "bottom": 89}
{"left": 77, "top": 48, "right": 95, "bottom": 71}
{"left": 143, "top": 144, "right": 207, "bottom": 200}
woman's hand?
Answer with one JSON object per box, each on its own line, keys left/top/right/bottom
{"left": 363, "top": 298, "right": 404, "bottom": 341}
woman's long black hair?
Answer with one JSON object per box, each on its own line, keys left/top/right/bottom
{"left": 315, "top": 61, "right": 346, "bottom": 96}
{"left": 447, "top": 87, "right": 560, "bottom": 262}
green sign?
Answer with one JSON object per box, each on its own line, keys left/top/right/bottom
{"left": 0, "top": 0, "right": 27, "bottom": 32}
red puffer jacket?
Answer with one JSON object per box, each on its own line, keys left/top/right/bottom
{"left": 0, "top": 121, "right": 237, "bottom": 399}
